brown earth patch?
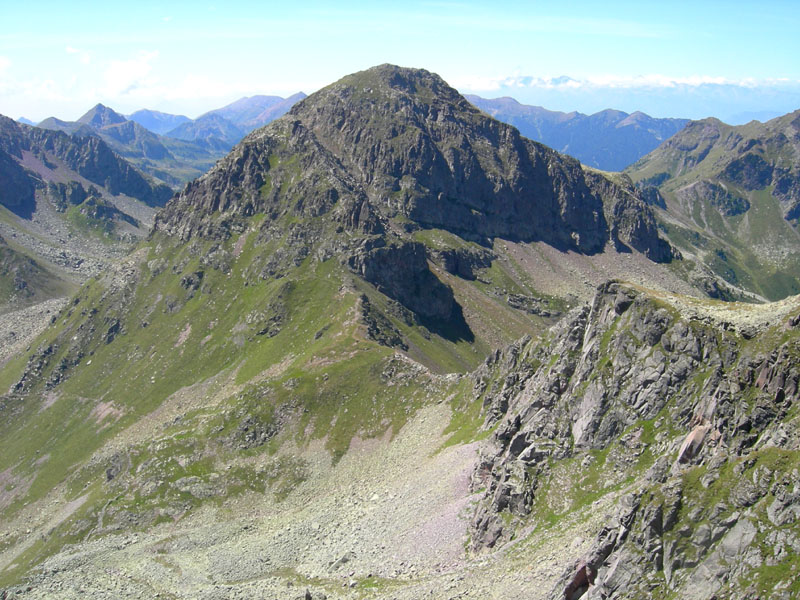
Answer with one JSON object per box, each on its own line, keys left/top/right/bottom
{"left": 91, "top": 401, "right": 125, "bottom": 426}
{"left": 174, "top": 323, "right": 192, "bottom": 348}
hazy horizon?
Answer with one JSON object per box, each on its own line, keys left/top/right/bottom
{"left": 2, "top": 1, "right": 799, "bottom": 123}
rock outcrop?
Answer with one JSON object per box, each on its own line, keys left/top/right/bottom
{"left": 0, "top": 115, "right": 173, "bottom": 208}
{"left": 469, "top": 281, "right": 800, "bottom": 598}
{"left": 156, "top": 65, "right": 671, "bottom": 261}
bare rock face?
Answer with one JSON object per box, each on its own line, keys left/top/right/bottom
{"left": 154, "top": 65, "right": 674, "bottom": 328}
{"left": 0, "top": 145, "right": 38, "bottom": 218}
{"left": 155, "top": 65, "right": 671, "bottom": 259}
{"left": 585, "top": 170, "right": 673, "bottom": 262}
{"left": 468, "top": 281, "right": 800, "bottom": 598}
{"left": 295, "top": 65, "right": 612, "bottom": 251}
{"left": 348, "top": 240, "right": 456, "bottom": 321}
{"left": 677, "top": 179, "right": 751, "bottom": 217}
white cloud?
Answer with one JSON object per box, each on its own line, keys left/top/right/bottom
{"left": 101, "top": 50, "right": 158, "bottom": 97}
{"left": 65, "top": 46, "right": 91, "bottom": 65}
{"left": 0, "top": 76, "right": 70, "bottom": 104}
{"left": 0, "top": 56, "right": 11, "bottom": 73}
{"left": 455, "top": 73, "right": 800, "bottom": 93}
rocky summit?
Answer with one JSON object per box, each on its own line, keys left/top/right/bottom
{"left": 1, "top": 65, "right": 799, "bottom": 600}
{"left": 157, "top": 65, "right": 670, "bottom": 260}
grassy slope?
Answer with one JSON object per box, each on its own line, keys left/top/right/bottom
{"left": 1, "top": 217, "right": 526, "bottom": 584}
{"left": 626, "top": 118, "right": 800, "bottom": 301}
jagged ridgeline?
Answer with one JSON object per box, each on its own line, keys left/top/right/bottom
{"left": 0, "top": 65, "right": 715, "bottom": 597}
{"left": 470, "top": 282, "right": 800, "bottom": 599}
{"left": 627, "top": 111, "right": 800, "bottom": 301}
{"left": 0, "top": 115, "right": 174, "bottom": 313}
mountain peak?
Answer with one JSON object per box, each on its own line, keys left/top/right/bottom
{"left": 127, "top": 109, "right": 191, "bottom": 135}
{"left": 305, "top": 64, "right": 467, "bottom": 109}
{"left": 77, "top": 103, "right": 127, "bottom": 129}
{"left": 159, "top": 64, "right": 671, "bottom": 263}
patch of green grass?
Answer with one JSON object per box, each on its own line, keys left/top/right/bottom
{"left": 439, "top": 378, "right": 492, "bottom": 450}
{"left": 0, "top": 480, "right": 105, "bottom": 588}
{"left": 356, "top": 575, "right": 406, "bottom": 593}
{"left": 412, "top": 227, "right": 479, "bottom": 251}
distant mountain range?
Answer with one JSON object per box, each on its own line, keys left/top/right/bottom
{"left": 201, "top": 93, "right": 307, "bottom": 131}
{"left": 153, "top": 92, "right": 307, "bottom": 151}
{"left": 627, "top": 110, "right": 800, "bottom": 300}
{"left": 164, "top": 113, "right": 244, "bottom": 152}
{"left": 22, "top": 93, "right": 684, "bottom": 181}
{"left": 24, "top": 94, "right": 788, "bottom": 179}
{"left": 466, "top": 95, "right": 689, "bottom": 171}
{"left": 126, "top": 109, "right": 190, "bottom": 135}
{"left": 36, "top": 105, "right": 217, "bottom": 187}
{"left": 0, "top": 114, "right": 172, "bottom": 313}
{"left": 29, "top": 94, "right": 307, "bottom": 187}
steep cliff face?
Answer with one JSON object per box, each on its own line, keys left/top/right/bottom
{"left": 469, "top": 282, "right": 800, "bottom": 598}
{"left": 293, "top": 66, "right": 609, "bottom": 251}
{"left": 156, "top": 65, "right": 670, "bottom": 260}
{"left": 584, "top": 171, "right": 673, "bottom": 262}
{"left": 0, "top": 116, "right": 173, "bottom": 208}
{"left": 0, "top": 146, "right": 38, "bottom": 218}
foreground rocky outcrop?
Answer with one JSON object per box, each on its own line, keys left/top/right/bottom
{"left": 469, "top": 281, "right": 800, "bottom": 598}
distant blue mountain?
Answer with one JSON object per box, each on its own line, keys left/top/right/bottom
{"left": 166, "top": 113, "right": 243, "bottom": 152}
{"left": 128, "top": 109, "right": 191, "bottom": 135}
{"left": 725, "top": 110, "right": 783, "bottom": 125}
{"left": 466, "top": 95, "right": 689, "bottom": 171}
{"left": 201, "top": 92, "right": 308, "bottom": 133}
{"left": 160, "top": 93, "right": 307, "bottom": 147}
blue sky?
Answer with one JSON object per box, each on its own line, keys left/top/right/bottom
{"left": 1, "top": 0, "right": 799, "bottom": 122}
